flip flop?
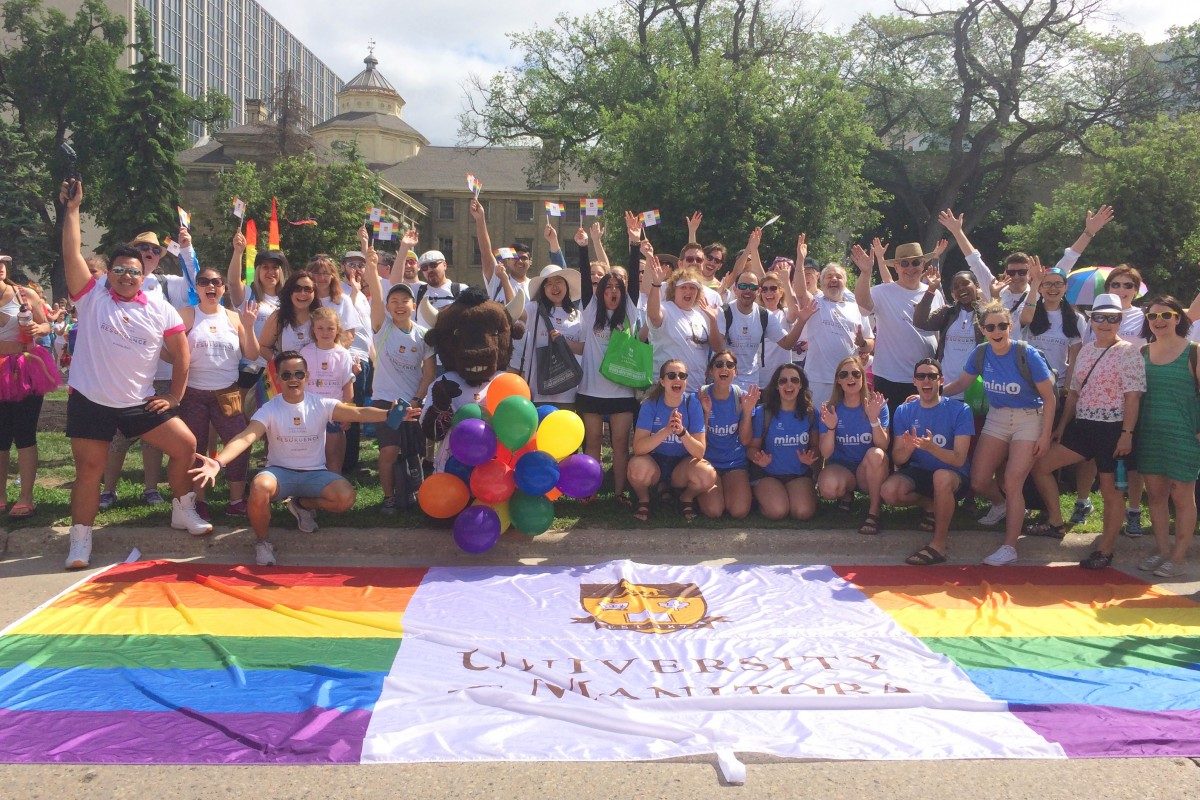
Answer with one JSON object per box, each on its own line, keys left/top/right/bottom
{"left": 905, "top": 545, "right": 947, "bottom": 566}
{"left": 632, "top": 502, "right": 651, "bottom": 523}
{"left": 8, "top": 503, "right": 35, "bottom": 519}
{"left": 918, "top": 511, "right": 936, "bottom": 532}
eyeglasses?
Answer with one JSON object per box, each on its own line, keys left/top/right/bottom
{"left": 663, "top": 371, "right": 688, "bottom": 381}
{"left": 914, "top": 372, "right": 941, "bottom": 381}
{"left": 1109, "top": 281, "right": 1136, "bottom": 290}
{"left": 1040, "top": 281, "right": 1065, "bottom": 289}
{"left": 135, "top": 244, "right": 163, "bottom": 256}
{"left": 898, "top": 258, "right": 925, "bottom": 269}
{"left": 777, "top": 376, "right": 801, "bottom": 385}
{"left": 982, "top": 321, "right": 1011, "bottom": 332}
{"left": 516, "top": 253, "right": 531, "bottom": 261}
{"left": 1146, "top": 310, "right": 1179, "bottom": 321}
{"left": 712, "top": 360, "right": 736, "bottom": 369}
{"left": 759, "top": 285, "right": 779, "bottom": 293}
{"left": 1091, "top": 313, "right": 1121, "bottom": 324}
{"left": 108, "top": 266, "right": 141, "bottom": 278}
{"left": 420, "top": 262, "right": 442, "bottom": 271}
{"left": 682, "top": 256, "right": 704, "bottom": 264}
{"left": 735, "top": 282, "right": 759, "bottom": 291}
{"left": 196, "top": 277, "right": 224, "bottom": 287}
{"left": 1005, "top": 269, "right": 1028, "bottom": 277}
{"left": 293, "top": 285, "right": 316, "bottom": 294}
{"left": 279, "top": 370, "right": 307, "bottom": 380}
{"left": 837, "top": 370, "right": 863, "bottom": 379}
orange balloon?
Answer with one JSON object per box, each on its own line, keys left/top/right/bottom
{"left": 418, "top": 473, "right": 470, "bottom": 519}
{"left": 484, "top": 373, "right": 531, "bottom": 415}
{"left": 544, "top": 488, "right": 563, "bottom": 502}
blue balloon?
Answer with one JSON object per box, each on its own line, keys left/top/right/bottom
{"left": 514, "top": 450, "right": 560, "bottom": 496}
{"left": 537, "top": 404, "right": 558, "bottom": 422}
{"left": 444, "top": 456, "right": 474, "bottom": 486}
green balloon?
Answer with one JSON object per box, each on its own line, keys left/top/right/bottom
{"left": 451, "top": 402, "right": 485, "bottom": 427}
{"left": 509, "top": 490, "right": 555, "bottom": 536}
{"left": 491, "top": 395, "right": 539, "bottom": 451}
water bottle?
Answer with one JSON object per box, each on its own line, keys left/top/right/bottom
{"left": 1115, "top": 459, "right": 1128, "bottom": 491}
{"left": 16, "top": 303, "right": 33, "bottom": 347}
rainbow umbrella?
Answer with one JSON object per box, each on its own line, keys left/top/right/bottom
{"left": 1065, "top": 266, "right": 1148, "bottom": 307}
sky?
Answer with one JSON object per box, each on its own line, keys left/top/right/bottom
{"left": 256, "top": 0, "right": 1199, "bottom": 146}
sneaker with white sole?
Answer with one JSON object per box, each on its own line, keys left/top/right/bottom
{"left": 983, "top": 544, "right": 1018, "bottom": 566}
{"left": 1153, "top": 560, "right": 1178, "bottom": 579}
{"left": 98, "top": 491, "right": 117, "bottom": 511}
{"left": 171, "top": 491, "right": 214, "bottom": 536}
{"left": 1138, "top": 554, "right": 1166, "bottom": 572}
{"left": 978, "top": 504, "right": 1007, "bottom": 526}
{"left": 254, "top": 540, "right": 277, "bottom": 566}
{"left": 1123, "top": 508, "right": 1144, "bottom": 537}
{"left": 1068, "top": 499, "right": 1093, "bottom": 526}
{"left": 286, "top": 497, "right": 318, "bottom": 533}
{"left": 64, "top": 524, "right": 92, "bottom": 570}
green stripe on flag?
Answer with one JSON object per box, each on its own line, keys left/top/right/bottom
{"left": 925, "top": 636, "right": 1200, "bottom": 672}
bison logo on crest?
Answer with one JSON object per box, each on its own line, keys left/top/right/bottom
{"left": 576, "top": 579, "right": 724, "bottom": 634}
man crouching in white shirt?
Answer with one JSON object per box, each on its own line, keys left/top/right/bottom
{"left": 191, "top": 350, "right": 405, "bottom": 565}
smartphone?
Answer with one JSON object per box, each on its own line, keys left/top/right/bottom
{"left": 60, "top": 142, "right": 80, "bottom": 199}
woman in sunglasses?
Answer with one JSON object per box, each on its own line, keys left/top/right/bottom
{"left": 748, "top": 363, "right": 819, "bottom": 521}
{"left": 627, "top": 359, "right": 716, "bottom": 522}
{"left": 177, "top": 267, "right": 261, "bottom": 518}
{"left": 1134, "top": 295, "right": 1199, "bottom": 578}
{"left": 696, "top": 350, "right": 757, "bottom": 519}
{"left": 817, "top": 356, "right": 890, "bottom": 535}
{"left": 227, "top": 234, "right": 288, "bottom": 406}
{"left": 259, "top": 271, "right": 321, "bottom": 361}
{"left": 944, "top": 301, "right": 1057, "bottom": 566}
{"left": 645, "top": 256, "right": 718, "bottom": 393}
{"left": 1026, "top": 293, "right": 1144, "bottom": 565}
{"left": 913, "top": 267, "right": 985, "bottom": 399}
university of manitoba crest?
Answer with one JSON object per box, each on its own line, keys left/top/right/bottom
{"left": 576, "top": 579, "right": 726, "bottom": 634}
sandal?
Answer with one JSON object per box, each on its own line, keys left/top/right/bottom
{"left": 633, "top": 502, "right": 651, "bottom": 522}
{"left": 680, "top": 501, "right": 697, "bottom": 522}
{"left": 918, "top": 511, "right": 936, "bottom": 532}
{"left": 1023, "top": 520, "right": 1066, "bottom": 540}
{"left": 615, "top": 492, "right": 633, "bottom": 509}
{"left": 1079, "top": 550, "right": 1114, "bottom": 570}
{"left": 835, "top": 495, "right": 853, "bottom": 513}
{"left": 8, "top": 503, "right": 35, "bottom": 519}
{"left": 857, "top": 513, "right": 880, "bottom": 536}
{"left": 905, "top": 545, "right": 947, "bottom": 566}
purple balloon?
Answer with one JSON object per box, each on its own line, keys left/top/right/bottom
{"left": 556, "top": 453, "right": 604, "bottom": 499}
{"left": 448, "top": 418, "right": 497, "bottom": 466}
{"left": 453, "top": 506, "right": 501, "bottom": 553}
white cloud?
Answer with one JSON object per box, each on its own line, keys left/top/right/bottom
{"left": 254, "top": 0, "right": 1198, "bottom": 146}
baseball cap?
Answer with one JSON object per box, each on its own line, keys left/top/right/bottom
{"left": 417, "top": 250, "right": 446, "bottom": 267}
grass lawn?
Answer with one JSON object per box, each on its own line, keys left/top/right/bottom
{"left": 6, "top": 415, "right": 1109, "bottom": 536}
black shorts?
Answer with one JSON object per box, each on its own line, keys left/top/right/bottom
{"left": 895, "top": 464, "right": 967, "bottom": 500}
{"left": 1060, "top": 418, "right": 1133, "bottom": 474}
{"left": 65, "top": 390, "right": 178, "bottom": 442}
{"left": 372, "top": 399, "right": 425, "bottom": 453}
{"left": 874, "top": 376, "right": 918, "bottom": 424}
{"left": 575, "top": 393, "right": 638, "bottom": 417}
{"left": 0, "top": 395, "right": 44, "bottom": 450}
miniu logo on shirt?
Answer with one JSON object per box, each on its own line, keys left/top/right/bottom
{"left": 984, "top": 378, "right": 1022, "bottom": 396}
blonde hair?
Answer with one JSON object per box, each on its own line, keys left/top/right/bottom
{"left": 306, "top": 255, "right": 343, "bottom": 302}
{"left": 829, "top": 356, "right": 868, "bottom": 408}
{"left": 310, "top": 306, "right": 351, "bottom": 347}
{"left": 978, "top": 299, "right": 1011, "bottom": 326}
{"left": 665, "top": 267, "right": 705, "bottom": 304}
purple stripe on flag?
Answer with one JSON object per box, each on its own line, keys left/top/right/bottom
{"left": 1012, "top": 704, "right": 1200, "bottom": 758}
{"left": 0, "top": 708, "right": 370, "bottom": 764}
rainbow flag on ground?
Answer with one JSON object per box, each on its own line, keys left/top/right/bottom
{"left": 0, "top": 561, "right": 1197, "bottom": 767}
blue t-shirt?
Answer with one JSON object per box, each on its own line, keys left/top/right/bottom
{"left": 751, "top": 406, "right": 815, "bottom": 477}
{"left": 892, "top": 397, "right": 975, "bottom": 475}
{"left": 636, "top": 393, "right": 705, "bottom": 458}
{"left": 702, "top": 384, "right": 747, "bottom": 470}
{"left": 818, "top": 402, "right": 890, "bottom": 468}
{"left": 963, "top": 342, "right": 1052, "bottom": 409}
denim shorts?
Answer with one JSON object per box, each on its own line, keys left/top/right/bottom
{"left": 258, "top": 466, "right": 343, "bottom": 500}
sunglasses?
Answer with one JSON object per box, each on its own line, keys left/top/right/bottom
{"left": 759, "top": 285, "right": 779, "bottom": 293}
{"left": 897, "top": 258, "right": 925, "bottom": 269}
{"left": 1091, "top": 313, "right": 1121, "bottom": 324}
{"left": 1108, "top": 281, "right": 1136, "bottom": 290}
{"left": 777, "top": 376, "right": 802, "bottom": 385}
{"left": 420, "top": 262, "right": 442, "bottom": 270}
{"left": 663, "top": 371, "right": 688, "bottom": 381}
{"left": 1005, "top": 269, "right": 1028, "bottom": 277}
{"left": 837, "top": 369, "right": 863, "bottom": 379}
{"left": 982, "top": 321, "right": 1011, "bottom": 332}
{"left": 135, "top": 244, "right": 163, "bottom": 255}
{"left": 196, "top": 277, "right": 224, "bottom": 287}
{"left": 736, "top": 282, "right": 759, "bottom": 291}
{"left": 705, "top": 254, "right": 724, "bottom": 263}
{"left": 914, "top": 372, "right": 941, "bottom": 381}
{"left": 1146, "top": 310, "right": 1179, "bottom": 321}
{"left": 279, "top": 370, "right": 307, "bottom": 381}
{"left": 682, "top": 256, "right": 705, "bottom": 264}
{"left": 293, "top": 285, "right": 316, "bottom": 294}
{"left": 711, "top": 360, "right": 736, "bottom": 369}
{"left": 404, "top": 258, "right": 418, "bottom": 264}
{"left": 108, "top": 266, "right": 141, "bottom": 278}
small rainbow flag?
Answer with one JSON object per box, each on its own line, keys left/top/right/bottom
{"left": 639, "top": 209, "right": 660, "bottom": 227}
{"left": 580, "top": 197, "right": 603, "bottom": 216}
{"left": 466, "top": 174, "right": 483, "bottom": 197}
{"left": 544, "top": 201, "right": 564, "bottom": 217}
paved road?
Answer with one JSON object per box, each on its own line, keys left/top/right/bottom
{"left": 1, "top": 523, "right": 1198, "bottom": 799}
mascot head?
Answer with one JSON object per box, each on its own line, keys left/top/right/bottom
{"left": 424, "top": 287, "right": 514, "bottom": 386}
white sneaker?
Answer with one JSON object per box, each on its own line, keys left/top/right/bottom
{"left": 286, "top": 497, "right": 318, "bottom": 533}
{"left": 983, "top": 544, "right": 1018, "bottom": 566}
{"left": 171, "top": 491, "right": 214, "bottom": 536}
{"left": 254, "top": 540, "right": 277, "bottom": 566}
{"left": 1138, "top": 554, "right": 1166, "bottom": 572}
{"left": 65, "top": 524, "right": 92, "bottom": 570}
{"left": 978, "top": 504, "right": 1007, "bottom": 526}
{"left": 1153, "top": 560, "right": 1178, "bottom": 579}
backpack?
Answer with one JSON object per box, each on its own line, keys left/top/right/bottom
{"left": 415, "top": 281, "right": 463, "bottom": 305}
{"left": 970, "top": 339, "right": 1055, "bottom": 390}
{"left": 723, "top": 304, "right": 770, "bottom": 371}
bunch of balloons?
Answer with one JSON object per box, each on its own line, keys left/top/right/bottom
{"left": 416, "top": 373, "right": 603, "bottom": 553}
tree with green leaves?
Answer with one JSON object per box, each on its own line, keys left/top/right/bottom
{"left": 1003, "top": 115, "right": 1200, "bottom": 300}
{"left": 0, "top": 119, "right": 55, "bottom": 275}
{"left": 93, "top": 8, "right": 229, "bottom": 252}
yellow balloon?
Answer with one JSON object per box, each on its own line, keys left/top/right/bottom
{"left": 537, "top": 409, "right": 585, "bottom": 461}
{"left": 473, "top": 499, "right": 511, "bottom": 532}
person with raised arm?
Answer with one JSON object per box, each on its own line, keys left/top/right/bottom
{"left": 697, "top": 351, "right": 757, "bottom": 519}
{"left": 645, "top": 251, "right": 720, "bottom": 393}
{"left": 748, "top": 363, "right": 820, "bottom": 521}
{"left": 912, "top": 258, "right": 985, "bottom": 397}
{"left": 225, "top": 231, "right": 288, "bottom": 408}
{"left": 60, "top": 180, "right": 211, "bottom": 570}
{"left": 817, "top": 356, "right": 890, "bottom": 535}
{"left": 472, "top": 199, "right": 530, "bottom": 307}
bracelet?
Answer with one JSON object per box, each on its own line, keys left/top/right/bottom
{"left": 1121, "top": 429, "right": 1134, "bottom": 434}
{"left": 653, "top": 283, "right": 663, "bottom": 288}
{"left": 1081, "top": 231, "right": 1093, "bottom": 239}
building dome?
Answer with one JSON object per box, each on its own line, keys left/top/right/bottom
{"left": 344, "top": 53, "right": 398, "bottom": 95}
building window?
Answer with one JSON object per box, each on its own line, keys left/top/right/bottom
{"left": 564, "top": 200, "right": 581, "bottom": 225}
{"left": 515, "top": 200, "right": 533, "bottom": 222}
{"left": 437, "top": 199, "right": 455, "bottom": 221}
{"left": 438, "top": 237, "right": 454, "bottom": 264}
{"left": 471, "top": 239, "right": 482, "bottom": 266}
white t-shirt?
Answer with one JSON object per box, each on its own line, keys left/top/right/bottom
{"left": 139, "top": 273, "right": 191, "bottom": 381}
{"left": 653, "top": 301, "right": 711, "bottom": 393}
{"left": 372, "top": 319, "right": 431, "bottom": 403}
{"left": 761, "top": 307, "right": 794, "bottom": 385}
{"left": 299, "top": 343, "right": 354, "bottom": 402}
{"left": 421, "top": 371, "right": 498, "bottom": 414}
{"left": 514, "top": 301, "right": 584, "bottom": 404}
{"left": 941, "top": 306, "right": 980, "bottom": 397}
{"left": 1083, "top": 306, "right": 1146, "bottom": 349}
{"left": 867, "top": 282, "right": 942, "bottom": 383}
{"left": 323, "top": 293, "right": 370, "bottom": 363}
{"left": 252, "top": 394, "right": 340, "bottom": 471}
{"left": 579, "top": 298, "right": 639, "bottom": 399}
{"left": 68, "top": 277, "right": 185, "bottom": 408}
{"left": 1018, "top": 307, "right": 1084, "bottom": 379}
{"left": 485, "top": 274, "right": 530, "bottom": 307}
{"left": 801, "top": 296, "right": 872, "bottom": 388}
{"left": 1190, "top": 320, "right": 1200, "bottom": 343}
{"left": 718, "top": 303, "right": 786, "bottom": 391}
{"left": 242, "top": 291, "right": 279, "bottom": 369}
{"left": 415, "top": 282, "right": 468, "bottom": 328}
{"left": 187, "top": 307, "right": 240, "bottom": 391}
